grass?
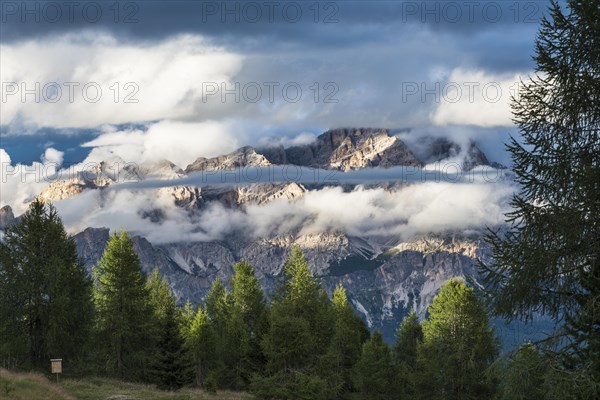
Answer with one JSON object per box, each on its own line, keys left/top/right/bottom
{"left": 0, "top": 369, "right": 76, "bottom": 400}
{"left": 0, "top": 369, "right": 254, "bottom": 400}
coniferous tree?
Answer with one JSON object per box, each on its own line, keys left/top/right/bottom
{"left": 416, "top": 279, "right": 497, "bottom": 400}
{"left": 93, "top": 230, "right": 153, "bottom": 380}
{"left": 352, "top": 331, "right": 396, "bottom": 400}
{"left": 229, "top": 260, "right": 267, "bottom": 387}
{"left": 146, "top": 268, "right": 193, "bottom": 389}
{"left": 321, "top": 283, "right": 367, "bottom": 399}
{"left": 394, "top": 309, "right": 423, "bottom": 368}
{"left": 481, "top": 0, "right": 600, "bottom": 392}
{"left": 0, "top": 199, "right": 93, "bottom": 370}
{"left": 204, "top": 277, "right": 233, "bottom": 387}
{"left": 494, "top": 343, "right": 550, "bottom": 400}
{"left": 252, "top": 247, "right": 331, "bottom": 400}
{"left": 184, "top": 306, "right": 216, "bottom": 388}
{"left": 394, "top": 309, "right": 423, "bottom": 399}
{"left": 152, "top": 303, "right": 193, "bottom": 390}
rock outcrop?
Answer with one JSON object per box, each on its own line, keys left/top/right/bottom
{"left": 0, "top": 205, "right": 16, "bottom": 229}
{"left": 185, "top": 146, "right": 271, "bottom": 173}
{"left": 261, "top": 128, "right": 424, "bottom": 171}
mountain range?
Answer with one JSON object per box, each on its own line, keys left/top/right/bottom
{"left": 0, "top": 128, "right": 546, "bottom": 347}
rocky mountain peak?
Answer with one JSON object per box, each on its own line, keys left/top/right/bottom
{"left": 0, "top": 205, "right": 16, "bottom": 229}
{"left": 141, "top": 159, "right": 185, "bottom": 179}
{"left": 409, "top": 136, "right": 493, "bottom": 170}
{"left": 185, "top": 146, "right": 272, "bottom": 173}
{"left": 266, "top": 128, "right": 424, "bottom": 171}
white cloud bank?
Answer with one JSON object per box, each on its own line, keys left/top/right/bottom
{"left": 0, "top": 148, "right": 63, "bottom": 212}
{"left": 80, "top": 121, "right": 242, "bottom": 168}
{"left": 0, "top": 33, "right": 243, "bottom": 129}
{"left": 431, "top": 68, "right": 530, "bottom": 127}
{"left": 53, "top": 181, "right": 513, "bottom": 244}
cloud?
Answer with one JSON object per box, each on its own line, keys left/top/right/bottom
{"left": 431, "top": 68, "right": 530, "bottom": 127}
{"left": 41, "top": 148, "right": 64, "bottom": 167}
{"left": 80, "top": 120, "right": 242, "bottom": 168}
{"left": 53, "top": 179, "right": 513, "bottom": 244}
{"left": 0, "top": 148, "right": 56, "bottom": 213}
{"left": 258, "top": 132, "right": 318, "bottom": 148}
{"left": 0, "top": 33, "right": 243, "bottom": 129}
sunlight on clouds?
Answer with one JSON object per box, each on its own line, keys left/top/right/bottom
{"left": 81, "top": 120, "right": 242, "bottom": 168}
{"left": 54, "top": 182, "right": 513, "bottom": 244}
{"left": 0, "top": 34, "right": 243, "bottom": 128}
{"left": 431, "top": 68, "right": 530, "bottom": 127}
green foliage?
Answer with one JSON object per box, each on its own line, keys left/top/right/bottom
{"left": 204, "top": 277, "right": 236, "bottom": 388}
{"left": 184, "top": 307, "right": 215, "bottom": 388}
{"left": 147, "top": 269, "right": 193, "bottom": 390}
{"left": 394, "top": 309, "right": 423, "bottom": 368}
{"left": 352, "top": 331, "right": 396, "bottom": 400}
{"left": 321, "top": 284, "right": 367, "bottom": 399}
{"left": 151, "top": 304, "right": 194, "bottom": 390}
{"left": 147, "top": 268, "right": 178, "bottom": 325}
{"left": 205, "top": 277, "right": 232, "bottom": 326}
{"left": 0, "top": 199, "right": 93, "bottom": 370}
{"left": 253, "top": 247, "right": 333, "bottom": 399}
{"left": 393, "top": 309, "right": 423, "bottom": 399}
{"left": 494, "top": 343, "right": 549, "bottom": 400}
{"left": 231, "top": 261, "right": 265, "bottom": 329}
{"left": 481, "top": 0, "right": 600, "bottom": 390}
{"left": 228, "top": 261, "right": 267, "bottom": 388}
{"left": 417, "top": 278, "right": 498, "bottom": 400}
{"left": 93, "top": 230, "right": 154, "bottom": 380}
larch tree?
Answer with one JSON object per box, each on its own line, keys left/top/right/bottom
{"left": 321, "top": 283, "right": 367, "bottom": 399}
{"left": 481, "top": 0, "right": 600, "bottom": 394}
{"left": 417, "top": 279, "right": 497, "bottom": 400}
{"left": 252, "top": 247, "right": 332, "bottom": 400}
{"left": 0, "top": 199, "right": 93, "bottom": 370}
{"left": 229, "top": 260, "right": 267, "bottom": 387}
{"left": 93, "top": 230, "right": 154, "bottom": 380}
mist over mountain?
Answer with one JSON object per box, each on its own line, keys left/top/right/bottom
{"left": 0, "top": 128, "right": 546, "bottom": 348}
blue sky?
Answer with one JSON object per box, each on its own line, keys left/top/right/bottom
{"left": 0, "top": 0, "right": 556, "bottom": 166}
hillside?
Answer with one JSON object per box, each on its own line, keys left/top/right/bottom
{"left": 0, "top": 369, "right": 253, "bottom": 400}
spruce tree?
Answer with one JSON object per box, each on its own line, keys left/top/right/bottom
{"left": 152, "top": 304, "right": 193, "bottom": 390}
{"left": 146, "top": 268, "right": 193, "bottom": 389}
{"left": 481, "top": 0, "right": 600, "bottom": 392}
{"left": 0, "top": 199, "right": 93, "bottom": 370}
{"left": 93, "top": 230, "right": 153, "bottom": 380}
{"left": 417, "top": 279, "right": 497, "bottom": 400}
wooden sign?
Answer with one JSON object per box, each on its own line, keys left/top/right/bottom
{"left": 50, "top": 359, "right": 62, "bottom": 374}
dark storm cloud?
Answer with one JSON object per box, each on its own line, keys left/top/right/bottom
{"left": 0, "top": 1, "right": 550, "bottom": 50}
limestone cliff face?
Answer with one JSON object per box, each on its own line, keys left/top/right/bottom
{"left": 185, "top": 146, "right": 271, "bottom": 173}
{"left": 37, "top": 128, "right": 497, "bottom": 208}
{"left": 72, "top": 225, "right": 490, "bottom": 341}
{"left": 0, "top": 205, "right": 16, "bottom": 229}
{"left": 37, "top": 158, "right": 204, "bottom": 209}
{"left": 262, "top": 128, "right": 424, "bottom": 171}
